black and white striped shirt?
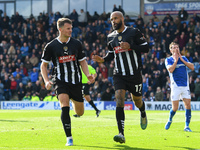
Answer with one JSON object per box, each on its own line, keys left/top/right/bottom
{"left": 41, "top": 37, "right": 86, "bottom": 84}
{"left": 104, "top": 26, "right": 149, "bottom": 76}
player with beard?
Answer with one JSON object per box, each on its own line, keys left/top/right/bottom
{"left": 93, "top": 11, "right": 149, "bottom": 143}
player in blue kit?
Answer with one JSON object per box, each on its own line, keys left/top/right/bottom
{"left": 165, "top": 42, "right": 194, "bottom": 132}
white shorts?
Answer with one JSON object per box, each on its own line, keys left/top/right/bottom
{"left": 170, "top": 86, "right": 191, "bottom": 101}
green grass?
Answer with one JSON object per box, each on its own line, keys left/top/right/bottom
{"left": 0, "top": 110, "right": 200, "bottom": 150}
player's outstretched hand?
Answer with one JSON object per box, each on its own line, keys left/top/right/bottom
{"left": 87, "top": 74, "right": 95, "bottom": 84}
{"left": 45, "top": 81, "right": 53, "bottom": 90}
{"left": 92, "top": 55, "right": 104, "bottom": 63}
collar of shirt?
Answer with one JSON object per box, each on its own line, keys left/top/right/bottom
{"left": 56, "top": 37, "right": 71, "bottom": 44}
{"left": 116, "top": 26, "right": 127, "bottom": 34}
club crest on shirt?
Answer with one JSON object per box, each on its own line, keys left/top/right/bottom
{"left": 63, "top": 46, "right": 68, "bottom": 54}
{"left": 118, "top": 36, "right": 122, "bottom": 42}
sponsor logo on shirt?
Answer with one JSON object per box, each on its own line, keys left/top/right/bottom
{"left": 114, "top": 46, "right": 132, "bottom": 53}
{"left": 176, "top": 64, "right": 185, "bottom": 68}
{"left": 59, "top": 55, "right": 75, "bottom": 63}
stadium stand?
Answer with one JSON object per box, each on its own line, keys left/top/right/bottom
{"left": 0, "top": 10, "right": 200, "bottom": 101}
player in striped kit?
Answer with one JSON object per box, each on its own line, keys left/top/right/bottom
{"left": 93, "top": 11, "right": 149, "bottom": 143}
{"left": 41, "top": 18, "right": 95, "bottom": 146}
{"left": 165, "top": 42, "right": 194, "bottom": 132}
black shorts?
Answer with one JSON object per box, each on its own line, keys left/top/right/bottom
{"left": 54, "top": 79, "right": 84, "bottom": 102}
{"left": 113, "top": 75, "right": 143, "bottom": 96}
{"left": 82, "top": 84, "right": 90, "bottom": 95}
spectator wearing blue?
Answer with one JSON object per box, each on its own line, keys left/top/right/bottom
{"left": 30, "top": 68, "right": 39, "bottom": 84}
{"left": 49, "top": 12, "right": 55, "bottom": 26}
{"left": 20, "top": 42, "right": 29, "bottom": 58}
{"left": 12, "top": 68, "right": 25, "bottom": 78}
{"left": 142, "top": 78, "right": 148, "bottom": 96}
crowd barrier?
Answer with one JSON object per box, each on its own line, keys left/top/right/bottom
{"left": 1, "top": 101, "right": 200, "bottom": 111}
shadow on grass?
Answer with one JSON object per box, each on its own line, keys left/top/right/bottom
{"left": 167, "top": 146, "right": 198, "bottom": 150}
{"left": 77, "top": 144, "right": 157, "bottom": 150}
{"left": 0, "top": 119, "right": 28, "bottom": 122}
{"left": 114, "top": 145, "right": 157, "bottom": 150}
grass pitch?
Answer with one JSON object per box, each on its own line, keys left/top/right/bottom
{"left": 0, "top": 110, "right": 200, "bottom": 150}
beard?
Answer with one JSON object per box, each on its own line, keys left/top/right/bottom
{"left": 112, "top": 20, "right": 122, "bottom": 30}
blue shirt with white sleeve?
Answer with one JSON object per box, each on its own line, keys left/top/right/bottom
{"left": 165, "top": 56, "right": 189, "bottom": 87}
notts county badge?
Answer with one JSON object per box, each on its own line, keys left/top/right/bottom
{"left": 118, "top": 36, "right": 122, "bottom": 42}
{"left": 63, "top": 46, "right": 68, "bottom": 55}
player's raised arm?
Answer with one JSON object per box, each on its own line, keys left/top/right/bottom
{"left": 178, "top": 52, "right": 194, "bottom": 71}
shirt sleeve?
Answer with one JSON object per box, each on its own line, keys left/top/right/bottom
{"left": 165, "top": 58, "right": 172, "bottom": 69}
{"left": 134, "top": 28, "right": 148, "bottom": 45}
{"left": 41, "top": 43, "right": 52, "bottom": 63}
{"left": 182, "top": 56, "right": 189, "bottom": 62}
{"left": 78, "top": 41, "right": 86, "bottom": 61}
{"left": 130, "top": 28, "right": 149, "bottom": 53}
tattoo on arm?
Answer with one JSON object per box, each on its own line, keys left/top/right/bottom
{"left": 115, "top": 89, "right": 125, "bottom": 107}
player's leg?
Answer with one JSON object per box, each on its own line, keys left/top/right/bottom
{"left": 165, "top": 100, "right": 179, "bottom": 130}
{"left": 58, "top": 93, "right": 73, "bottom": 146}
{"left": 113, "top": 89, "right": 126, "bottom": 144}
{"left": 131, "top": 94, "right": 147, "bottom": 130}
{"left": 71, "top": 99, "right": 84, "bottom": 116}
{"left": 85, "top": 95, "right": 101, "bottom": 117}
{"left": 183, "top": 98, "right": 192, "bottom": 132}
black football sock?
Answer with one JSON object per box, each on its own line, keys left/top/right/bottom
{"left": 89, "top": 100, "right": 99, "bottom": 111}
{"left": 61, "top": 106, "right": 71, "bottom": 137}
{"left": 139, "top": 101, "right": 146, "bottom": 118}
{"left": 116, "top": 107, "right": 125, "bottom": 135}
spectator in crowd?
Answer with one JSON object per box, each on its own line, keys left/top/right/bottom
{"left": 10, "top": 76, "right": 17, "bottom": 98}
{"left": 194, "top": 22, "right": 200, "bottom": 34}
{"left": 29, "top": 53, "right": 39, "bottom": 67}
{"left": 17, "top": 82, "right": 26, "bottom": 100}
{"left": 163, "top": 14, "right": 173, "bottom": 22}
{"left": 0, "top": 79, "right": 5, "bottom": 101}
{"left": 194, "top": 77, "right": 200, "bottom": 101}
{"left": 0, "top": 7, "right": 199, "bottom": 113}
{"left": 192, "top": 13, "right": 200, "bottom": 23}
{"left": 25, "top": 82, "right": 33, "bottom": 96}
{"left": 178, "top": 7, "right": 188, "bottom": 21}
{"left": 32, "top": 80, "right": 41, "bottom": 96}
{"left": 155, "top": 86, "right": 164, "bottom": 101}
{"left": 112, "top": 4, "right": 118, "bottom": 12}
{"left": 78, "top": 9, "right": 87, "bottom": 27}
{"left": 43, "top": 92, "right": 52, "bottom": 101}
{"left": 22, "top": 92, "right": 31, "bottom": 101}
{"left": 31, "top": 92, "right": 40, "bottom": 101}
{"left": 30, "top": 68, "right": 39, "bottom": 84}
{"left": 118, "top": 5, "right": 125, "bottom": 16}
{"left": 3, "top": 74, "right": 11, "bottom": 100}
{"left": 101, "top": 87, "right": 112, "bottom": 101}
{"left": 69, "top": 9, "right": 79, "bottom": 27}
{"left": 149, "top": 92, "right": 155, "bottom": 101}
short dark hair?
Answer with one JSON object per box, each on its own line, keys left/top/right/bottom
{"left": 57, "top": 18, "right": 72, "bottom": 30}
